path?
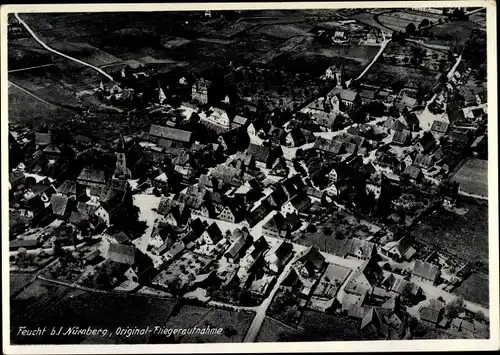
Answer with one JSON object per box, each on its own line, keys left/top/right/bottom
{"left": 8, "top": 63, "right": 55, "bottom": 73}
{"left": 352, "top": 31, "right": 391, "bottom": 82}
{"left": 464, "top": 8, "right": 486, "bottom": 16}
{"left": 14, "top": 13, "right": 114, "bottom": 81}
{"left": 243, "top": 255, "right": 297, "bottom": 342}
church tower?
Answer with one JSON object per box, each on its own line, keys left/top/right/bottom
{"left": 113, "top": 132, "right": 131, "bottom": 180}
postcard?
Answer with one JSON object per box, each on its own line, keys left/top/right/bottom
{"left": 1, "top": 1, "right": 498, "bottom": 353}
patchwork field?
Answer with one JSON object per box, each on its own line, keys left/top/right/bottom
{"left": 9, "top": 273, "right": 35, "bottom": 297}
{"left": 378, "top": 11, "right": 446, "bottom": 32}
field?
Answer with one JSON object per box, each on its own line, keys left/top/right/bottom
{"left": 453, "top": 272, "right": 489, "bottom": 307}
{"left": 378, "top": 11, "right": 446, "bottom": 32}
{"left": 288, "top": 310, "right": 361, "bottom": 341}
{"left": 11, "top": 280, "right": 180, "bottom": 344}
{"left": 363, "top": 62, "right": 438, "bottom": 91}
{"left": 254, "top": 24, "right": 314, "bottom": 39}
{"left": 350, "top": 12, "right": 389, "bottom": 33}
{"left": 8, "top": 83, "right": 76, "bottom": 126}
{"left": 408, "top": 199, "right": 488, "bottom": 266}
{"left": 450, "top": 158, "right": 488, "bottom": 197}
{"left": 48, "top": 41, "right": 122, "bottom": 67}
{"left": 430, "top": 21, "right": 484, "bottom": 48}
{"left": 9, "top": 273, "right": 35, "bottom": 297}
{"left": 256, "top": 316, "right": 300, "bottom": 342}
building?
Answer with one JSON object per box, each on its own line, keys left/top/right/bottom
{"left": 149, "top": 125, "right": 193, "bottom": 149}
{"left": 246, "top": 143, "right": 283, "bottom": 169}
{"left": 77, "top": 168, "right": 106, "bottom": 188}
{"left": 224, "top": 231, "right": 253, "bottom": 262}
{"left": 420, "top": 306, "right": 444, "bottom": 328}
{"left": 418, "top": 132, "right": 436, "bottom": 153}
{"left": 392, "top": 129, "right": 412, "bottom": 146}
{"left": 411, "top": 260, "right": 440, "bottom": 285}
{"left": 207, "top": 107, "right": 230, "bottom": 126}
{"left": 191, "top": 78, "right": 212, "bottom": 104}
{"left": 201, "top": 222, "right": 223, "bottom": 245}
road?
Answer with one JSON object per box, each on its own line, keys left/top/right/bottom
{"left": 243, "top": 255, "right": 297, "bottom": 342}
{"left": 352, "top": 31, "right": 391, "bottom": 82}
{"left": 464, "top": 8, "right": 486, "bottom": 16}
{"left": 14, "top": 13, "right": 114, "bottom": 81}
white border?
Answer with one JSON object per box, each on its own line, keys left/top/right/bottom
{"left": 1, "top": 1, "right": 498, "bottom": 354}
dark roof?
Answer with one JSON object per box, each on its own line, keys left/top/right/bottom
{"left": 246, "top": 143, "right": 271, "bottom": 163}
{"left": 51, "top": 194, "right": 69, "bottom": 216}
{"left": 225, "top": 233, "right": 252, "bottom": 259}
{"left": 204, "top": 222, "right": 223, "bottom": 244}
{"left": 339, "top": 89, "right": 359, "bottom": 102}
{"left": 149, "top": 125, "right": 193, "bottom": 143}
{"left": 108, "top": 243, "right": 135, "bottom": 265}
{"left": 10, "top": 238, "right": 40, "bottom": 249}
{"left": 447, "top": 109, "right": 465, "bottom": 123}
{"left": 419, "top": 132, "right": 436, "bottom": 152}
{"left": 274, "top": 240, "right": 294, "bottom": 262}
{"left": 111, "top": 231, "right": 130, "bottom": 244}
{"left": 360, "top": 89, "right": 376, "bottom": 100}
{"left": 43, "top": 144, "right": 61, "bottom": 154}
{"left": 297, "top": 246, "right": 326, "bottom": 270}
{"left": 232, "top": 115, "right": 248, "bottom": 126}
{"left": 246, "top": 203, "right": 271, "bottom": 227}
{"left": 413, "top": 153, "right": 433, "bottom": 169}
{"left": 35, "top": 132, "right": 51, "bottom": 146}
{"left": 419, "top": 307, "right": 441, "bottom": 324}
{"left": 404, "top": 165, "right": 422, "bottom": 179}
{"left": 77, "top": 168, "right": 106, "bottom": 184}
{"left": 431, "top": 120, "right": 449, "bottom": 134}
{"left": 392, "top": 130, "right": 411, "bottom": 145}
{"left": 57, "top": 180, "right": 78, "bottom": 195}
{"left": 412, "top": 260, "right": 440, "bottom": 281}
{"left": 9, "top": 170, "right": 25, "bottom": 184}
{"left": 314, "top": 138, "right": 344, "bottom": 154}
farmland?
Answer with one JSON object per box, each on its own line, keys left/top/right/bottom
{"left": 363, "top": 62, "right": 439, "bottom": 91}
{"left": 450, "top": 158, "right": 488, "bottom": 198}
{"left": 9, "top": 273, "right": 35, "bottom": 297}
{"left": 377, "top": 11, "right": 446, "bottom": 32}
{"left": 453, "top": 272, "right": 489, "bottom": 307}
{"left": 8, "top": 83, "right": 76, "bottom": 126}
{"left": 430, "top": 21, "right": 484, "bottom": 48}
{"left": 408, "top": 198, "right": 489, "bottom": 266}
{"left": 256, "top": 316, "right": 300, "bottom": 342}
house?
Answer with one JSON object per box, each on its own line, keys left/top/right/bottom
{"left": 403, "top": 165, "right": 423, "bottom": 181}
{"left": 218, "top": 203, "right": 244, "bottom": 223}
{"left": 262, "top": 211, "right": 299, "bottom": 239}
{"left": 107, "top": 243, "right": 136, "bottom": 265}
{"left": 413, "top": 153, "right": 434, "bottom": 170}
{"left": 327, "top": 168, "right": 338, "bottom": 182}
{"left": 266, "top": 240, "right": 294, "bottom": 273}
{"left": 109, "top": 230, "right": 131, "bottom": 245}
{"left": 191, "top": 78, "right": 212, "bottom": 104}
{"left": 381, "top": 236, "right": 417, "bottom": 262}
{"left": 360, "top": 89, "right": 376, "bottom": 105}
{"left": 56, "top": 180, "right": 82, "bottom": 197}
{"left": 395, "top": 95, "right": 417, "bottom": 113}
{"left": 77, "top": 168, "right": 106, "bottom": 188}
{"left": 246, "top": 235, "right": 270, "bottom": 260}
{"left": 207, "top": 107, "right": 230, "bottom": 126}
{"left": 419, "top": 306, "right": 444, "bottom": 328}
{"left": 10, "top": 238, "right": 40, "bottom": 251}
{"left": 285, "top": 127, "right": 315, "bottom": 147}
{"left": 246, "top": 143, "right": 283, "bottom": 169}
{"left": 245, "top": 202, "right": 271, "bottom": 227}
{"left": 384, "top": 117, "right": 408, "bottom": 132}
{"left": 50, "top": 194, "right": 73, "bottom": 218}
{"left": 43, "top": 144, "right": 62, "bottom": 159}
{"left": 201, "top": 222, "right": 223, "bottom": 245}
{"left": 224, "top": 231, "right": 253, "bottom": 262}
{"left": 336, "top": 88, "right": 361, "bottom": 109}
{"left": 343, "top": 257, "right": 383, "bottom": 297}
{"left": 392, "top": 129, "right": 411, "bottom": 146}
{"left": 9, "top": 170, "right": 26, "bottom": 191}
{"left": 173, "top": 150, "right": 196, "bottom": 179}
{"left": 418, "top": 132, "right": 436, "bottom": 153}
{"left": 281, "top": 193, "right": 311, "bottom": 216}
{"left": 295, "top": 246, "right": 326, "bottom": 277}
{"left": 402, "top": 112, "right": 420, "bottom": 132}
{"left": 153, "top": 172, "right": 169, "bottom": 191}
{"left": 35, "top": 132, "right": 52, "bottom": 150}
{"left": 411, "top": 260, "right": 440, "bottom": 285}
{"left": 231, "top": 115, "right": 248, "bottom": 129}
{"left": 344, "top": 238, "right": 376, "bottom": 260}
{"left": 431, "top": 120, "right": 449, "bottom": 135}
{"left": 166, "top": 241, "right": 185, "bottom": 259}
{"left": 314, "top": 138, "right": 344, "bottom": 155}
{"left": 149, "top": 125, "right": 193, "bottom": 148}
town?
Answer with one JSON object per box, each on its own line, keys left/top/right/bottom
{"left": 8, "top": 6, "right": 489, "bottom": 344}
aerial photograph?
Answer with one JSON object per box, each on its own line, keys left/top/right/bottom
{"left": 7, "top": 5, "right": 490, "bottom": 345}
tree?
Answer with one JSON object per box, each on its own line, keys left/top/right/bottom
{"left": 405, "top": 23, "right": 416, "bottom": 36}
{"left": 474, "top": 311, "right": 486, "bottom": 323}
{"left": 445, "top": 297, "right": 465, "bottom": 319}
{"left": 418, "top": 19, "right": 430, "bottom": 29}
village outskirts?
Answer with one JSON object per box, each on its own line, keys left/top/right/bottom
{"left": 8, "top": 7, "right": 489, "bottom": 343}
